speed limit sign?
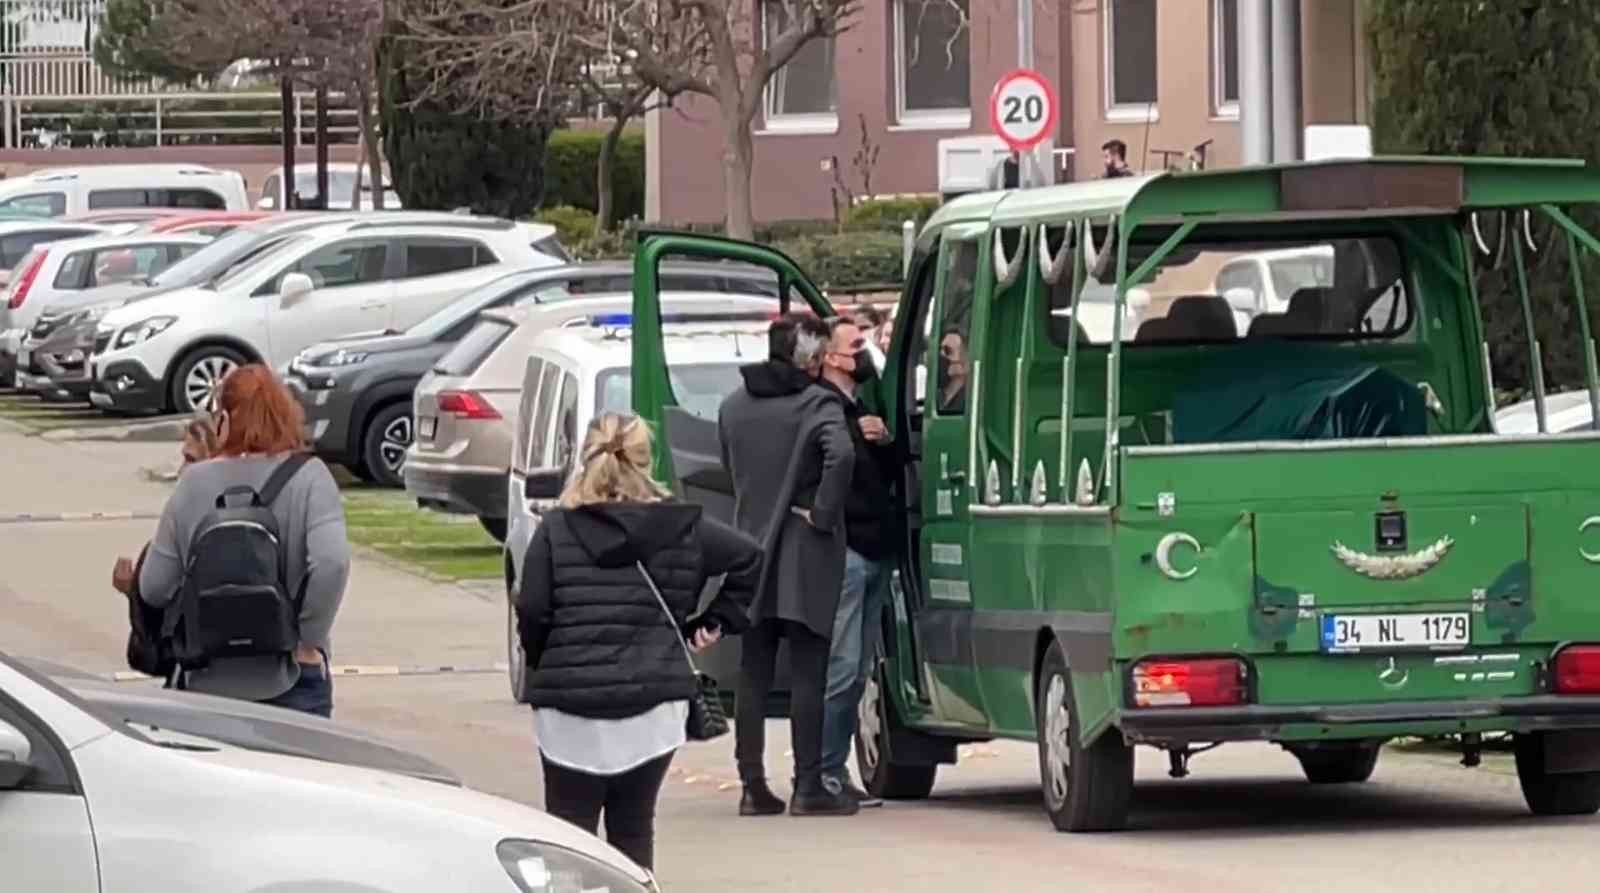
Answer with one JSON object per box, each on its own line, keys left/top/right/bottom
{"left": 989, "top": 69, "right": 1058, "bottom": 153}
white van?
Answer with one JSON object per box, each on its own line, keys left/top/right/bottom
{"left": 0, "top": 165, "right": 251, "bottom": 218}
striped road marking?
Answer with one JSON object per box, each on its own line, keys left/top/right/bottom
{"left": 109, "top": 662, "right": 508, "bottom": 683}
{"left": 0, "top": 510, "right": 162, "bottom": 525}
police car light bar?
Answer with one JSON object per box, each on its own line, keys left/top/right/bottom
{"left": 586, "top": 310, "right": 782, "bottom": 327}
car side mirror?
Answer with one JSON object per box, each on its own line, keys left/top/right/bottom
{"left": 0, "top": 718, "right": 33, "bottom": 790}
{"left": 258, "top": 196, "right": 276, "bottom": 210}
{"left": 524, "top": 467, "right": 566, "bottom": 501}
{"left": 279, "top": 272, "right": 314, "bottom": 306}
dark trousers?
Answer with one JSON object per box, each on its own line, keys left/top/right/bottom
{"left": 735, "top": 618, "right": 830, "bottom": 790}
{"left": 541, "top": 751, "right": 675, "bottom": 870}
{"left": 261, "top": 660, "right": 334, "bottom": 718}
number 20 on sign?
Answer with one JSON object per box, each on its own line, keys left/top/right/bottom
{"left": 989, "top": 69, "right": 1059, "bottom": 153}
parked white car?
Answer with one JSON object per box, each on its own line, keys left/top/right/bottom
{"left": 0, "top": 651, "right": 655, "bottom": 892}
{"left": 1495, "top": 389, "right": 1599, "bottom": 434}
{"left": 1213, "top": 245, "right": 1335, "bottom": 323}
{"left": 0, "top": 164, "right": 251, "bottom": 217}
{"left": 258, "top": 162, "right": 404, "bottom": 211}
{"left": 89, "top": 220, "right": 568, "bottom": 414}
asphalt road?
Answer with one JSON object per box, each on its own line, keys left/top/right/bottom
{"left": 2, "top": 424, "right": 1597, "bottom": 891}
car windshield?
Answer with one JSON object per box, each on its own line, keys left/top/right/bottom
{"left": 210, "top": 235, "right": 309, "bottom": 291}
{"left": 406, "top": 272, "right": 557, "bottom": 340}
{"left": 597, "top": 362, "right": 745, "bottom": 421}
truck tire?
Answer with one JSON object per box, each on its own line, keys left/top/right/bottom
{"left": 1292, "top": 742, "right": 1380, "bottom": 784}
{"left": 1516, "top": 732, "right": 1600, "bottom": 816}
{"left": 854, "top": 659, "right": 937, "bottom": 799}
{"left": 1034, "top": 639, "right": 1134, "bottom": 832}
{"left": 507, "top": 598, "right": 532, "bottom": 704}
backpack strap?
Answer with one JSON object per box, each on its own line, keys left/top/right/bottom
{"left": 258, "top": 453, "right": 313, "bottom": 507}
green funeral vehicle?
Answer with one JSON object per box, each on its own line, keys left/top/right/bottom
{"left": 626, "top": 157, "right": 1600, "bottom": 832}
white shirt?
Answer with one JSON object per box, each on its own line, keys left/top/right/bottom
{"left": 534, "top": 700, "right": 689, "bottom": 775}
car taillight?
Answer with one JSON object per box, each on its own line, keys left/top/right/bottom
{"left": 436, "top": 390, "right": 501, "bottom": 420}
{"left": 1131, "top": 658, "right": 1248, "bottom": 707}
{"left": 1554, "top": 646, "right": 1600, "bottom": 694}
{"left": 8, "top": 252, "right": 47, "bottom": 309}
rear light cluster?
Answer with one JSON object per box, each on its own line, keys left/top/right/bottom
{"left": 7, "top": 251, "right": 47, "bottom": 309}
{"left": 1132, "top": 658, "right": 1248, "bottom": 707}
{"left": 1554, "top": 646, "right": 1600, "bottom": 694}
{"left": 436, "top": 390, "right": 500, "bottom": 420}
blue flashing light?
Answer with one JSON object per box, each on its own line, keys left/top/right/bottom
{"left": 588, "top": 313, "right": 633, "bottom": 327}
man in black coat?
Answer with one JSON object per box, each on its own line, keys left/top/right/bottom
{"left": 719, "top": 312, "right": 858, "bottom": 817}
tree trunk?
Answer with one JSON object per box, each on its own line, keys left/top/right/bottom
{"left": 595, "top": 115, "right": 628, "bottom": 236}
{"left": 721, "top": 106, "right": 756, "bottom": 240}
{"left": 356, "top": 81, "right": 386, "bottom": 211}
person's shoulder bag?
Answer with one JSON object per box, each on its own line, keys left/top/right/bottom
{"left": 635, "top": 560, "right": 729, "bottom": 741}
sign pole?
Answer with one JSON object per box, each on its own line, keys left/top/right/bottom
{"left": 1017, "top": 0, "right": 1035, "bottom": 187}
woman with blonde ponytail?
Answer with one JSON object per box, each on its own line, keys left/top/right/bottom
{"left": 516, "top": 412, "right": 762, "bottom": 872}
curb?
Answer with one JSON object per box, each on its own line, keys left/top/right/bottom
{"left": 42, "top": 417, "right": 188, "bottom": 443}
{"left": 0, "top": 510, "right": 161, "bottom": 524}
{"left": 109, "top": 662, "right": 508, "bottom": 682}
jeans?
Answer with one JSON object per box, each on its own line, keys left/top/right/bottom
{"left": 734, "top": 619, "right": 830, "bottom": 790}
{"left": 262, "top": 659, "right": 334, "bottom": 718}
{"left": 821, "top": 549, "right": 888, "bottom": 779}
{"left": 542, "top": 751, "right": 675, "bottom": 870}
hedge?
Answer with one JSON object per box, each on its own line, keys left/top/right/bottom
{"left": 543, "top": 128, "right": 646, "bottom": 224}
{"left": 534, "top": 205, "right": 599, "bottom": 246}
{"left": 566, "top": 224, "right": 906, "bottom": 292}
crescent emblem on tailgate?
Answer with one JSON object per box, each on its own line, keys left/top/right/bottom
{"left": 1330, "top": 535, "right": 1454, "bottom": 580}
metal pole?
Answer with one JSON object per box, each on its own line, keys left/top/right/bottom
{"left": 1016, "top": 0, "right": 1036, "bottom": 188}
{"left": 315, "top": 86, "right": 329, "bottom": 210}
{"left": 902, "top": 220, "right": 915, "bottom": 277}
{"left": 1269, "top": 0, "right": 1301, "bottom": 162}
{"left": 1510, "top": 229, "right": 1547, "bottom": 432}
{"left": 1239, "top": 0, "right": 1272, "bottom": 165}
{"left": 280, "top": 77, "right": 296, "bottom": 210}
{"left": 153, "top": 97, "right": 162, "bottom": 147}
{"left": 1059, "top": 224, "right": 1083, "bottom": 503}
{"left": 1567, "top": 230, "right": 1600, "bottom": 430}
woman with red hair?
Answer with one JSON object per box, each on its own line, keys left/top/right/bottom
{"left": 134, "top": 364, "right": 351, "bottom": 715}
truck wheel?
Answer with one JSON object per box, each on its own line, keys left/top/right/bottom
{"left": 1035, "top": 640, "right": 1133, "bottom": 832}
{"left": 854, "top": 658, "right": 937, "bottom": 799}
{"left": 1292, "top": 742, "right": 1380, "bottom": 784}
{"left": 169, "top": 346, "right": 244, "bottom": 413}
{"left": 507, "top": 598, "right": 532, "bottom": 704}
{"left": 360, "top": 402, "right": 412, "bottom": 489}
{"left": 1516, "top": 732, "right": 1600, "bottom": 816}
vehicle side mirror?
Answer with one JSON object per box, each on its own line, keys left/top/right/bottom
{"left": 258, "top": 196, "right": 276, "bottom": 210}
{"left": 1222, "top": 287, "right": 1257, "bottom": 314}
{"left": 279, "top": 272, "right": 314, "bottom": 305}
{"left": 524, "top": 467, "right": 566, "bottom": 501}
{"left": 0, "top": 719, "right": 33, "bottom": 790}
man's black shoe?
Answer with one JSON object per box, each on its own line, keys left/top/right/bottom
{"left": 790, "top": 785, "right": 861, "bottom": 817}
{"left": 739, "top": 780, "right": 786, "bottom": 816}
{"left": 829, "top": 775, "right": 883, "bottom": 808}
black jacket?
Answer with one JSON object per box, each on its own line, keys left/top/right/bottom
{"left": 516, "top": 501, "right": 761, "bottom": 719}
{"left": 819, "top": 379, "right": 900, "bottom": 561}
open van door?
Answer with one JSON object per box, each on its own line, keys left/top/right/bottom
{"left": 629, "top": 230, "right": 836, "bottom": 712}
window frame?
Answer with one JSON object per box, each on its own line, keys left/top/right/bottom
{"left": 253, "top": 237, "right": 391, "bottom": 297}
{"left": 892, "top": 0, "right": 973, "bottom": 130}
{"left": 397, "top": 236, "right": 498, "bottom": 281}
{"left": 1104, "top": 0, "right": 1160, "bottom": 123}
{"left": 760, "top": 0, "right": 839, "bottom": 133}
{"left": 1211, "top": 0, "right": 1240, "bottom": 119}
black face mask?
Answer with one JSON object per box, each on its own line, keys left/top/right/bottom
{"left": 851, "top": 350, "right": 877, "bottom": 383}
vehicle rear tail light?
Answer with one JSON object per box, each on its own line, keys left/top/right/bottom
{"left": 1132, "top": 658, "right": 1248, "bottom": 707}
{"left": 1554, "top": 646, "right": 1600, "bottom": 694}
{"left": 436, "top": 390, "right": 500, "bottom": 420}
{"left": 8, "top": 251, "right": 47, "bottom": 309}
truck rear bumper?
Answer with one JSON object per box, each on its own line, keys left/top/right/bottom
{"left": 1120, "top": 696, "right": 1600, "bottom": 745}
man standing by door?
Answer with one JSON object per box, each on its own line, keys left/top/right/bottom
{"left": 719, "top": 312, "right": 858, "bottom": 817}
{"left": 816, "top": 315, "right": 899, "bottom": 806}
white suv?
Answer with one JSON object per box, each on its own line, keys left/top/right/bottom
{"left": 89, "top": 220, "right": 566, "bottom": 414}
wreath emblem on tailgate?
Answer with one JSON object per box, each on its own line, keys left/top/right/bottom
{"left": 1330, "top": 536, "right": 1454, "bottom": 580}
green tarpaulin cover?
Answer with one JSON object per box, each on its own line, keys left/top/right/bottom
{"left": 1172, "top": 363, "right": 1425, "bottom": 444}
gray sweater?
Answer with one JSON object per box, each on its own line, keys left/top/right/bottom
{"left": 139, "top": 453, "right": 351, "bottom": 701}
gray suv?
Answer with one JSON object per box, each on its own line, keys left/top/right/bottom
{"left": 286, "top": 260, "right": 777, "bottom": 487}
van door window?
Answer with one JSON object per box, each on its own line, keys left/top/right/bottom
{"left": 933, "top": 240, "right": 979, "bottom": 416}
{"left": 87, "top": 189, "right": 150, "bottom": 209}
{"left": 554, "top": 372, "right": 579, "bottom": 473}
{"left": 161, "top": 189, "right": 227, "bottom": 210}
{"left": 528, "top": 362, "right": 562, "bottom": 467}
{"left": 0, "top": 193, "right": 65, "bottom": 216}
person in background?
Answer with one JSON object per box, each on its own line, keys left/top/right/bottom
{"left": 853, "top": 305, "right": 889, "bottom": 353}
{"left": 1103, "top": 139, "right": 1133, "bottom": 178}
{"left": 719, "top": 312, "right": 858, "bottom": 817}
{"left": 517, "top": 412, "right": 762, "bottom": 871}
{"left": 816, "top": 316, "right": 899, "bottom": 806}
{"left": 134, "top": 365, "right": 350, "bottom": 716}
{"left": 938, "top": 329, "right": 969, "bottom": 414}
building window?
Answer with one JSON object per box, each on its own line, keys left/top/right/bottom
{"left": 1105, "top": 0, "right": 1158, "bottom": 122}
{"left": 894, "top": 0, "right": 971, "bottom": 128}
{"left": 1213, "top": 0, "right": 1239, "bottom": 118}
{"left": 762, "top": 1, "right": 838, "bottom": 131}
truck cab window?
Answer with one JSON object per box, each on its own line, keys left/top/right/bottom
{"left": 934, "top": 240, "right": 979, "bottom": 416}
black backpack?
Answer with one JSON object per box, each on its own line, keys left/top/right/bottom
{"left": 164, "top": 455, "right": 312, "bottom": 669}
{"left": 123, "top": 543, "right": 177, "bottom": 679}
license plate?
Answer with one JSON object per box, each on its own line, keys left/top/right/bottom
{"left": 1321, "top": 612, "right": 1470, "bottom": 652}
{"left": 418, "top": 416, "right": 436, "bottom": 439}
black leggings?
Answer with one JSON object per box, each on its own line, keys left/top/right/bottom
{"left": 735, "top": 618, "right": 830, "bottom": 788}
{"left": 541, "top": 751, "right": 675, "bottom": 870}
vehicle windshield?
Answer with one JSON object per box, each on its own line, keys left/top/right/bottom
{"left": 407, "top": 273, "right": 567, "bottom": 340}
{"left": 597, "top": 361, "right": 745, "bottom": 421}
{"left": 210, "top": 235, "right": 309, "bottom": 291}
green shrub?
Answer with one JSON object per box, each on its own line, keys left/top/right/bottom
{"left": 534, "top": 205, "right": 599, "bottom": 246}
{"left": 543, "top": 129, "right": 646, "bottom": 224}
{"left": 777, "top": 231, "right": 905, "bottom": 290}
{"left": 846, "top": 195, "right": 941, "bottom": 228}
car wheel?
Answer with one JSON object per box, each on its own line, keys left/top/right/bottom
{"left": 1291, "top": 742, "right": 1380, "bottom": 784}
{"left": 1516, "top": 732, "right": 1600, "bottom": 816}
{"left": 853, "top": 656, "right": 937, "bottom": 800}
{"left": 507, "top": 596, "right": 532, "bottom": 704}
{"left": 1035, "top": 639, "right": 1134, "bottom": 832}
{"left": 360, "top": 402, "right": 412, "bottom": 489}
{"left": 479, "top": 516, "right": 508, "bottom": 542}
{"left": 169, "top": 346, "right": 245, "bottom": 414}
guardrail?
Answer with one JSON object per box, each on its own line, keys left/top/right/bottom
{"left": 3, "top": 90, "right": 369, "bottom": 149}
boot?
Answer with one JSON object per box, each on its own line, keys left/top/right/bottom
{"left": 739, "top": 779, "right": 786, "bottom": 816}
{"left": 789, "top": 776, "right": 860, "bottom": 817}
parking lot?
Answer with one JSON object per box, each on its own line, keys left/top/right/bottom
{"left": 2, "top": 417, "right": 1597, "bottom": 892}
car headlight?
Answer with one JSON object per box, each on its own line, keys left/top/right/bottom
{"left": 496, "top": 839, "right": 652, "bottom": 893}
{"left": 114, "top": 316, "right": 177, "bottom": 348}
{"left": 320, "top": 349, "right": 368, "bottom": 368}
{"left": 77, "top": 304, "right": 113, "bottom": 325}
